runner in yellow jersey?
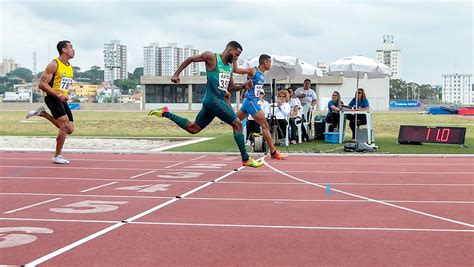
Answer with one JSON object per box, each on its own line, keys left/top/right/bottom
{"left": 26, "top": 40, "right": 75, "bottom": 164}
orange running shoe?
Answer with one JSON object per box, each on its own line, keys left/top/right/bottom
{"left": 271, "top": 150, "right": 288, "bottom": 160}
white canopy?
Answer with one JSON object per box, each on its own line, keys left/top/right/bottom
{"left": 327, "top": 55, "right": 392, "bottom": 79}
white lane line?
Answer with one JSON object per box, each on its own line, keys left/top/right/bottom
{"left": 1, "top": 217, "right": 471, "bottom": 233}
{"left": 1, "top": 176, "right": 472, "bottom": 186}
{"left": 0, "top": 192, "right": 170, "bottom": 199}
{"left": 263, "top": 158, "right": 474, "bottom": 228}
{"left": 80, "top": 182, "right": 118, "bottom": 193}
{"left": 131, "top": 221, "right": 474, "bottom": 233}
{"left": 1, "top": 193, "right": 473, "bottom": 204}
{"left": 25, "top": 156, "right": 265, "bottom": 266}
{"left": 0, "top": 217, "right": 119, "bottom": 224}
{"left": 3, "top": 166, "right": 472, "bottom": 174}
{"left": 2, "top": 157, "right": 472, "bottom": 166}
{"left": 129, "top": 170, "right": 156, "bottom": 179}
{"left": 164, "top": 162, "right": 184, "bottom": 169}
{"left": 185, "top": 197, "right": 474, "bottom": 204}
{"left": 3, "top": 198, "right": 61, "bottom": 214}
{"left": 190, "top": 156, "right": 206, "bottom": 161}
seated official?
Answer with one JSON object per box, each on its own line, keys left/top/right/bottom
{"left": 346, "top": 88, "right": 370, "bottom": 141}
{"left": 267, "top": 90, "right": 291, "bottom": 140}
{"left": 325, "top": 91, "right": 343, "bottom": 132}
{"left": 286, "top": 88, "right": 302, "bottom": 144}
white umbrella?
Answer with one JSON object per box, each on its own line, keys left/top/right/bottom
{"left": 328, "top": 55, "right": 391, "bottom": 143}
{"left": 328, "top": 55, "right": 391, "bottom": 79}
{"left": 241, "top": 55, "right": 323, "bottom": 84}
{"left": 298, "top": 59, "right": 324, "bottom": 77}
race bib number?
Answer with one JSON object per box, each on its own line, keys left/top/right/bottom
{"left": 254, "top": 84, "right": 264, "bottom": 97}
{"left": 60, "top": 77, "right": 73, "bottom": 91}
{"left": 218, "top": 73, "right": 230, "bottom": 91}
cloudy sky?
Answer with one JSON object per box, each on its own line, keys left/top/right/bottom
{"left": 1, "top": 0, "right": 472, "bottom": 85}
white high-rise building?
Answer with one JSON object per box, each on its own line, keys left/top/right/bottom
{"left": 104, "top": 40, "right": 127, "bottom": 83}
{"left": 143, "top": 43, "right": 199, "bottom": 76}
{"left": 183, "top": 45, "right": 200, "bottom": 76}
{"left": 442, "top": 73, "right": 472, "bottom": 104}
{"left": 376, "top": 35, "right": 401, "bottom": 79}
{"left": 143, "top": 43, "right": 160, "bottom": 76}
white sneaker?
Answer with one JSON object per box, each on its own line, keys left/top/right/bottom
{"left": 52, "top": 155, "right": 70, "bottom": 164}
{"left": 26, "top": 106, "right": 46, "bottom": 119}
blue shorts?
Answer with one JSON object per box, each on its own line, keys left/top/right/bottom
{"left": 240, "top": 98, "right": 261, "bottom": 117}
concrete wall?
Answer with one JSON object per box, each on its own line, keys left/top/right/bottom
{"left": 317, "top": 76, "right": 390, "bottom": 111}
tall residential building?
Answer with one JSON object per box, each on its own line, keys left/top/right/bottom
{"left": 376, "top": 35, "right": 401, "bottom": 79}
{"left": 143, "top": 43, "right": 199, "bottom": 77}
{"left": 442, "top": 73, "right": 472, "bottom": 104}
{"left": 0, "top": 58, "right": 21, "bottom": 75}
{"left": 143, "top": 43, "right": 161, "bottom": 76}
{"left": 104, "top": 40, "right": 127, "bottom": 83}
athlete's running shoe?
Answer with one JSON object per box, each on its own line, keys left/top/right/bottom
{"left": 242, "top": 157, "right": 264, "bottom": 168}
{"left": 271, "top": 150, "right": 288, "bottom": 160}
{"left": 52, "top": 155, "right": 70, "bottom": 164}
{"left": 148, "top": 106, "right": 169, "bottom": 117}
{"left": 26, "top": 106, "right": 45, "bottom": 119}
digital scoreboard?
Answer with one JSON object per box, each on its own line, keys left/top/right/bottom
{"left": 398, "top": 125, "right": 466, "bottom": 145}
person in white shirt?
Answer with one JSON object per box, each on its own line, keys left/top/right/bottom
{"left": 294, "top": 79, "right": 317, "bottom": 107}
{"left": 268, "top": 89, "right": 291, "bottom": 141}
{"left": 294, "top": 79, "right": 316, "bottom": 141}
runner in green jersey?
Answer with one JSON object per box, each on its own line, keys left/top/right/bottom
{"left": 148, "top": 41, "right": 263, "bottom": 168}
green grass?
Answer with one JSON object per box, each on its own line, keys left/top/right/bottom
{"left": 1, "top": 111, "right": 473, "bottom": 154}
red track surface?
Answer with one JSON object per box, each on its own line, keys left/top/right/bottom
{"left": 0, "top": 152, "right": 472, "bottom": 266}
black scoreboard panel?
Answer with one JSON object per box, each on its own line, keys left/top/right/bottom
{"left": 398, "top": 125, "right": 466, "bottom": 145}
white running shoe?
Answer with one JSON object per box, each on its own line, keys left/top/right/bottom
{"left": 52, "top": 155, "right": 70, "bottom": 164}
{"left": 26, "top": 106, "right": 46, "bottom": 119}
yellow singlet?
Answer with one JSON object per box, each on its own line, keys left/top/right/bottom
{"left": 49, "top": 58, "right": 73, "bottom": 96}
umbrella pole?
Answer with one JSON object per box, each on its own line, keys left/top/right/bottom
{"left": 355, "top": 71, "right": 359, "bottom": 143}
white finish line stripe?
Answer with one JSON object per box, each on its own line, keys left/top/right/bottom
{"left": 262, "top": 158, "right": 474, "bottom": 228}
{"left": 4, "top": 198, "right": 61, "bottom": 214}
{"left": 80, "top": 182, "right": 118, "bottom": 193}
{"left": 129, "top": 170, "right": 156, "bottom": 179}
{"left": 164, "top": 162, "right": 184, "bottom": 169}
{"left": 25, "top": 156, "right": 264, "bottom": 266}
{"left": 190, "top": 156, "right": 206, "bottom": 161}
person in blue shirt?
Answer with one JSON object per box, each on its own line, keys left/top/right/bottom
{"left": 325, "top": 91, "right": 343, "bottom": 131}
{"left": 347, "top": 88, "right": 370, "bottom": 141}
{"left": 232, "top": 54, "right": 287, "bottom": 160}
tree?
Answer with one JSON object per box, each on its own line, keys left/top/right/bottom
{"left": 83, "top": 65, "right": 104, "bottom": 85}
{"left": 129, "top": 67, "right": 143, "bottom": 81}
{"left": 0, "top": 84, "right": 8, "bottom": 94}
{"left": 7, "top": 67, "right": 33, "bottom": 82}
{"left": 389, "top": 79, "right": 408, "bottom": 100}
{"left": 114, "top": 79, "right": 137, "bottom": 94}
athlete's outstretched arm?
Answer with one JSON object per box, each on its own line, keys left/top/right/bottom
{"left": 39, "top": 60, "right": 68, "bottom": 103}
{"left": 172, "top": 51, "right": 214, "bottom": 84}
{"left": 232, "top": 61, "right": 255, "bottom": 76}
{"left": 228, "top": 75, "right": 252, "bottom": 93}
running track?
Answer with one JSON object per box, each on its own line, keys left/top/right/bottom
{"left": 0, "top": 152, "right": 472, "bottom": 266}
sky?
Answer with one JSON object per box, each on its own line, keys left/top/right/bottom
{"left": 0, "top": 0, "right": 472, "bottom": 85}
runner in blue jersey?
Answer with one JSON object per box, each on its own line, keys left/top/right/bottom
{"left": 148, "top": 41, "right": 263, "bottom": 168}
{"left": 233, "top": 54, "right": 288, "bottom": 160}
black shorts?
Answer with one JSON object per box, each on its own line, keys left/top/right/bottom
{"left": 44, "top": 95, "right": 74, "bottom": 122}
